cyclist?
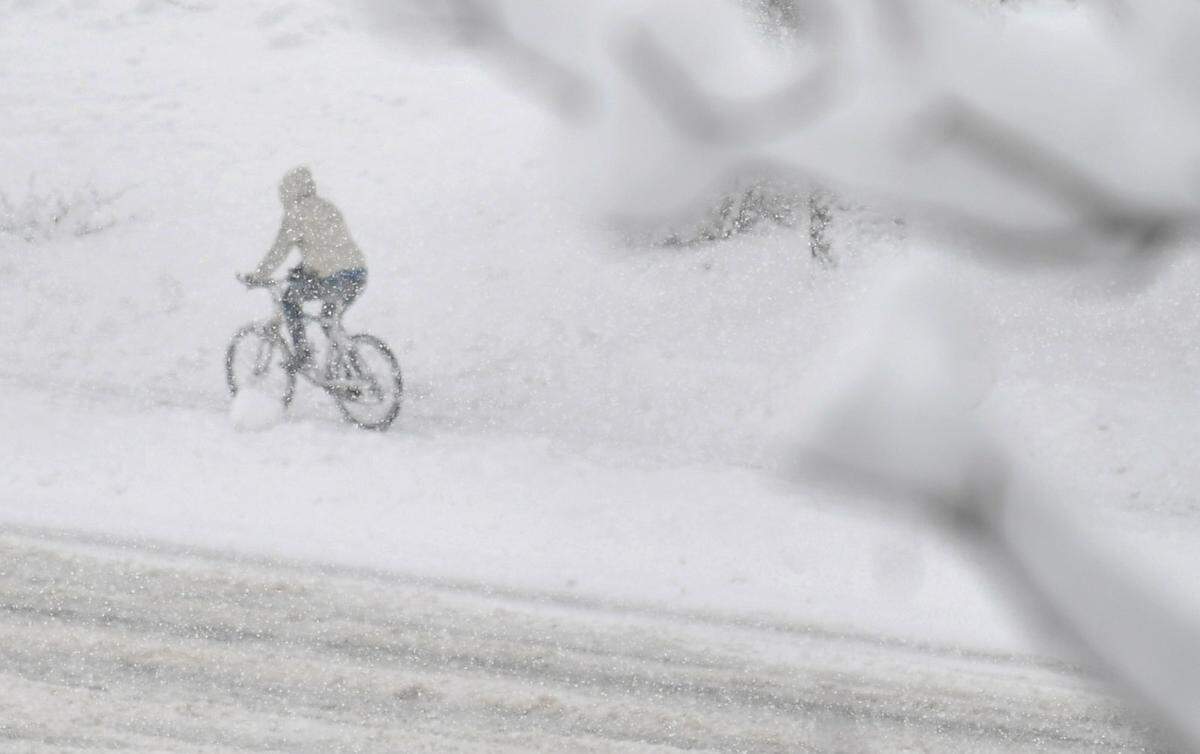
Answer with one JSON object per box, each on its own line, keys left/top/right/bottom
{"left": 239, "top": 166, "right": 368, "bottom": 372}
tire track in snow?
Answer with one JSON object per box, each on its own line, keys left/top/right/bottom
{"left": 0, "top": 530, "right": 1161, "bottom": 753}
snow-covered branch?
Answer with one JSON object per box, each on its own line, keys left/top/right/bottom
{"left": 364, "top": 1, "right": 1200, "bottom": 745}
{"left": 372, "top": 0, "right": 1200, "bottom": 267}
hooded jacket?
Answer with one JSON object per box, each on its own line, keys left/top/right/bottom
{"left": 253, "top": 167, "right": 367, "bottom": 279}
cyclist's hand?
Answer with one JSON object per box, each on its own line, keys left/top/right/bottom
{"left": 237, "top": 272, "right": 268, "bottom": 287}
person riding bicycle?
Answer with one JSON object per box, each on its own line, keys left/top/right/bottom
{"left": 239, "top": 166, "right": 367, "bottom": 372}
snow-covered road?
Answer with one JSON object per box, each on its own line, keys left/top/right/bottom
{"left": 0, "top": 528, "right": 1157, "bottom": 753}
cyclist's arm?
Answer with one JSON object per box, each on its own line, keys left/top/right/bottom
{"left": 251, "top": 216, "right": 302, "bottom": 278}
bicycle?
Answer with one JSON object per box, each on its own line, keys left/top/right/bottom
{"left": 225, "top": 274, "right": 403, "bottom": 430}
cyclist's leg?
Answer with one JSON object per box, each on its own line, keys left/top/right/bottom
{"left": 318, "top": 270, "right": 368, "bottom": 378}
{"left": 281, "top": 266, "right": 321, "bottom": 366}
{"left": 318, "top": 268, "right": 368, "bottom": 323}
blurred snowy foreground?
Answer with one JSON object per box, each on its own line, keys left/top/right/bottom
{"left": 3, "top": 0, "right": 1200, "bottom": 750}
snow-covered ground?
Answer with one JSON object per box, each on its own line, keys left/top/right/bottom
{"left": 4, "top": 1, "right": 1200, "bottom": 747}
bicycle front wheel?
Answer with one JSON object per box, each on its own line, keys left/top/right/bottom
{"left": 225, "top": 323, "right": 296, "bottom": 407}
{"left": 333, "top": 334, "right": 402, "bottom": 430}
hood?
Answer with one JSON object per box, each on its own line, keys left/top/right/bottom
{"left": 279, "top": 166, "right": 316, "bottom": 204}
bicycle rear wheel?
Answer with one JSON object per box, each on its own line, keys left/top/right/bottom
{"left": 332, "top": 333, "right": 402, "bottom": 430}
{"left": 226, "top": 323, "right": 296, "bottom": 407}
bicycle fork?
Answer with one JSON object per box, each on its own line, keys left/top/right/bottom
{"left": 256, "top": 321, "right": 287, "bottom": 377}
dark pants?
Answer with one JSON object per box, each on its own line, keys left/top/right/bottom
{"left": 281, "top": 266, "right": 367, "bottom": 360}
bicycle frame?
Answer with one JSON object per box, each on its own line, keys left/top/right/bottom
{"left": 232, "top": 274, "right": 401, "bottom": 430}
{"left": 249, "top": 279, "right": 355, "bottom": 389}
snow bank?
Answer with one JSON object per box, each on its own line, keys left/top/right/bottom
{"left": 229, "top": 386, "right": 285, "bottom": 432}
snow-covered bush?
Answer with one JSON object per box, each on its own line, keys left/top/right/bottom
{"left": 0, "top": 183, "right": 126, "bottom": 242}
{"left": 648, "top": 176, "right": 801, "bottom": 245}
{"left": 625, "top": 1, "right": 831, "bottom": 254}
